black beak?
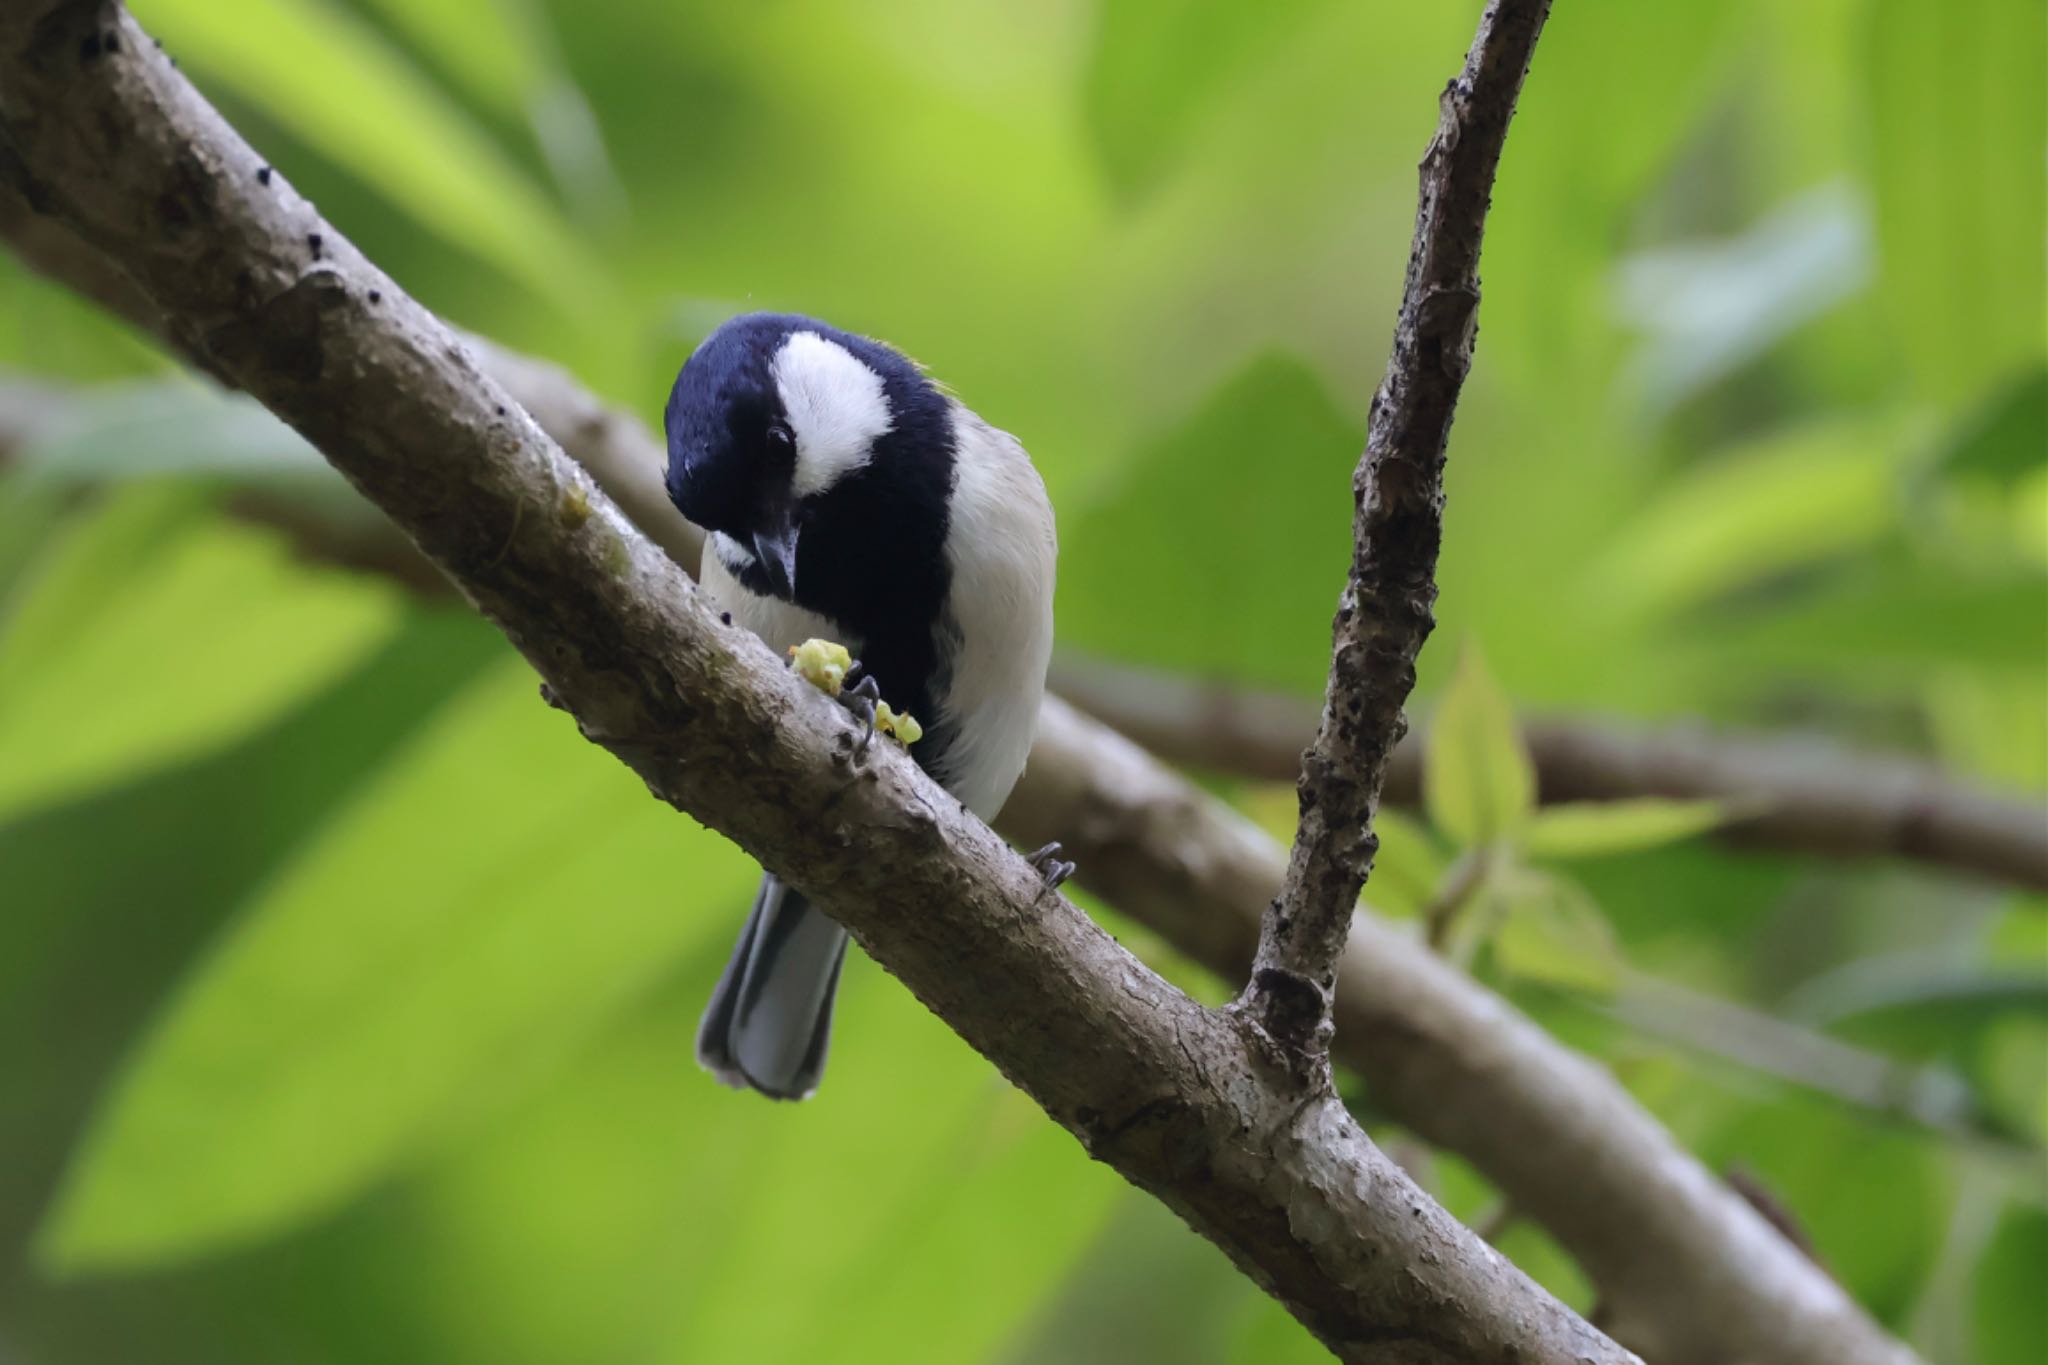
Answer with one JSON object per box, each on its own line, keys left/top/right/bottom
{"left": 750, "top": 512, "right": 799, "bottom": 599}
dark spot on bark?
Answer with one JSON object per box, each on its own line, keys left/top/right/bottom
{"left": 204, "top": 271, "right": 346, "bottom": 385}
{"left": 256, "top": 165, "right": 272, "bottom": 185}
{"left": 151, "top": 155, "right": 217, "bottom": 241}
{"left": 1252, "top": 967, "right": 1325, "bottom": 1051}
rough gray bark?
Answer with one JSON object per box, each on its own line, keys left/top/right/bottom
{"left": 1242, "top": 0, "right": 1550, "bottom": 1057}
{"left": 1052, "top": 658, "right": 2048, "bottom": 891}
{"left": 0, "top": 2, "right": 1628, "bottom": 1360}
{"left": 1001, "top": 702, "right": 1927, "bottom": 1365}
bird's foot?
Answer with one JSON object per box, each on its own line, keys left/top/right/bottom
{"left": 839, "top": 669, "right": 883, "bottom": 757}
{"left": 1026, "top": 842, "right": 1076, "bottom": 892}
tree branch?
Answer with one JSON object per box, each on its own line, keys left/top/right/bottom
{"left": 1052, "top": 657, "right": 2048, "bottom": 892}
{"left": 0, "top": 3, "right": 1627, "bottom": 1360}
{"left": 1242, "top": 0, "right": 1550, "bottom": 1055}
{"left": 1000, "top": 703, "right": 1925, "bottom": 1365}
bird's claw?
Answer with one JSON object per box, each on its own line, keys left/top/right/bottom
{"left": 840, "top": 670, "right": 883, "bottom": 757}
{"left": 1026, "top": 842, "right": 1076, "bottom": 892}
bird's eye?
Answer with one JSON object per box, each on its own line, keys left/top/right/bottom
{"left": 764, "top": 423, "right": 795, "bottom": 460}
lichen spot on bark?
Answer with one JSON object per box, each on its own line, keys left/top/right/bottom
{"left": 559, "top": 483, "right": 593, "bottom": 530}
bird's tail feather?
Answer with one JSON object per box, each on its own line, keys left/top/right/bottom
{"left": 696, "top": 873, "right": 848, "bottom": 1100}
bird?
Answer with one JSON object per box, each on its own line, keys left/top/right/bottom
{"left": 662, "top": 311, "right": 1065, "bottom": 1100}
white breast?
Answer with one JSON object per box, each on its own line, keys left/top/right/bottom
{"left": 930, "top": 406, "right": 1057, "bottom": 821}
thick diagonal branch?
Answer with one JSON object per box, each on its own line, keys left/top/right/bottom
{"left": 1242, "top": 0, "right": 1551, "bottom": 1054}
{"left": 0, "top": 4, "right": 1626, "bottom": 1361}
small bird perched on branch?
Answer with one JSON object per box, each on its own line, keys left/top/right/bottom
{"left": 663, "top": 312, "right": 1064, "bottom": 1099}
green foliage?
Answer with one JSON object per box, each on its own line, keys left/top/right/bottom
{"left": 1360, "top": 807, "right": 1446, "bottom": 918}
{"left": 132, "top": 0, "right": 604, "bottom": 312}
{"left": 1523, "top": 799, "right": 1731, "bottom": 860}
{"left": 1424, "top": 643, "right": 1536, "bottom": 848}
{"left": 1974, "top": 1208, "right": 2048, "bottom": 1365}
{"left": 38, "top": 661, "right": 753, "bottom": 1272}
{"left": 1082, "top": 0, "right": 1332, "bottom": 198}
{"left": 1484, "top": 868, "right": 1624, "bottom": 996}
{"left": 0, "top": 488, "right": 398, "bottom": 820}
{"left": 1587, "top": 419, "right": 1902, "bottom": 623}
{"left": 1864, "top": 0, "right": 2047, "bottom": 405}
{"left": 1056, "top": 353, "right": 1357, "bottom": 691}
{"left": 2, "top": 0, "right": 2043, "bottom": 1359}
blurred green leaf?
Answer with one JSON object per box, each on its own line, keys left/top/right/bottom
{"left": 356, "top": 0, "right": 550, "bottom": 115}
{"left": 1705, "top": 1098, "right": 1942, "bottom": 1322}
{"left": 651, "top": 959, "right": 1118, "bottom": 1365}
{"left": 1930, "top": 370, "right": 2048, "bottom": 487}
{"left": 1226, "top": 1294, "right": 1335, "bottom": 1365}
{"left": 1975, "top": 1017, "right": 2048, "bottom": 1149}
{"left": 1974, "top": 1207, "right": 2048, "bottom": 1365}
{"left": 1425, "top": 643, "right": 1536, "bottom": 849}
{"left": 1523, "top": 798, "right": 1730, "bottom": 861}
{"left": 1616, "top": 183, "right": 1871, "bottom": 411}
{"left": 1864, "top": 0, "right": 2048, "bottom": 405}
{"left": 353, "top": 0, "right": 628, "bottom": 225}
{"left": 1925, "top": 667, "right": 2048, "bottom": 791}
{"left": 1362, "top": 807, "right": 1445, "bottom": 919}
{"left": 1055, "top": 353, "right": 1358, "bottom": 692}
{"left": 1918, "top": 371, "right": 2048, "bottom": 571}
{"left": 37, "top": 660, "right": 749, "bottom": 1273}
{"left": 1081, "top": 0, "right": 1331, "bottom": 199}
{"left": 1488, "top": 868, "right": 1623, "bottom": 996}
{"left": 1787, "top": 956, "right": 2048, "bottom": 1030}
{"left": 1590, "top": 420, "right": 1902, "bottom": 622}
{"left": 1005, "top": 1194, "right": 1298, "bottom": 1365}
{"left": 794, "top": 1085, "right": 1120, "bottom": 1365}
{"left": 0, "top": 475, "right": 71, "bottom": 606}
{"left": 0, "top": 490, "right": 399, "bottom": 821}
{"left": 12, "top": 378, "right": 339, "bottom": 489}
{"left": 1690, "top": 554, "right": 2048, "bottom": 689}
{"left": 133, "top": 0, "right": 603, "bottom": 310}
{"left": 0, "top": 609, "right": 502, "bottom": 1271}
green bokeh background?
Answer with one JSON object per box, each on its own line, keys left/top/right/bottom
{"left": 1, "top": 0, "right": 2043, "bottom": 1361}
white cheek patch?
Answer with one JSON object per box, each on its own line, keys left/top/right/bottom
{"left": 772, "top": 331, "right": 894, "bottom": 497}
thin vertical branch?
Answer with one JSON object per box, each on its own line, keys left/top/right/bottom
{"left": 1240, "top": 0, "right": 1553, "bottom": 1054}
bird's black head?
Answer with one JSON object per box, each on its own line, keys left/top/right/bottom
{"left": 663, "top": 312, "right": 954, "bottom": 614}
